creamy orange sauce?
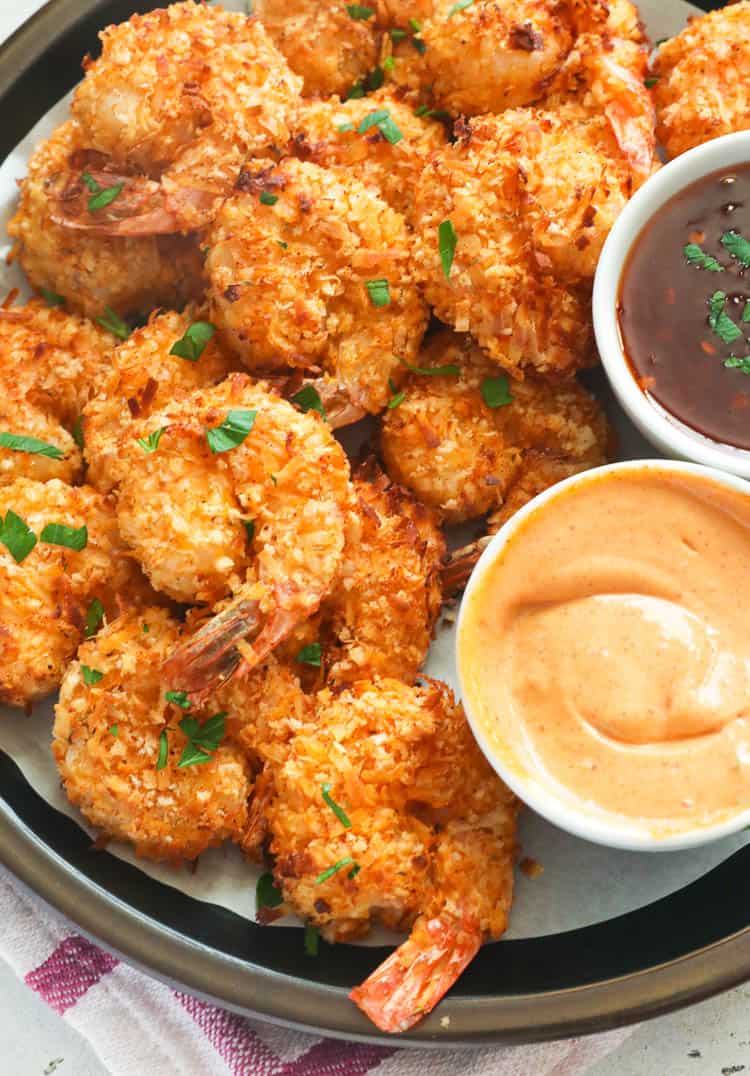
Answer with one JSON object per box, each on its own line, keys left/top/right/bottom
{"left": 458, "top": 468, "right": 750, "bottom": 836}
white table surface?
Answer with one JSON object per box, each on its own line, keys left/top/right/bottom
{"left": 3, "top": 3, "right": 750, "bottom": 1074}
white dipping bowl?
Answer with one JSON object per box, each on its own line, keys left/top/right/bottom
{"left": 456, "top": 458, "right": 750, "bottom": 852}
{"left": 594, "top": 131, "right": 750, "bottom": 478}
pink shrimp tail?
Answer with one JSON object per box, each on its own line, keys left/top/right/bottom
{"left": 162, "top": 598, "right": 261, "bottom": 704}
{"left": 350, "top": 913, "right": 481, "bottom": 1033}
{"left": 600, "top": 57, "right": 656, "bottom": 180}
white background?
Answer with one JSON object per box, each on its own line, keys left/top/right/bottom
{"left": 2, "top": 2, "right": 750, "bottom": 1074}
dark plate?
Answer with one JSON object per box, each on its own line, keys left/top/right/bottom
{"left": 1, "top": 0, "right": 747, "bottom": 1047}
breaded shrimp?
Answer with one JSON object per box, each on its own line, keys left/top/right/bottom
{"left": 290, "top": 89, "right": 445, "bottom": 219}
{"left": 111, "top": 374, "right": 351, "bottom": 699}
{"left": 7, "top": 121, "right": 204, "bottom": 320}
{"left": 412, "top": 120, "right": 592, "bottom": 377}
{"left": 259, "top": 677, "right": 518, "bottom": 1031}
{"left": 206, "top": 159, "right": 427, "bottom": 413}
{"left": 653, "top": 2, "right": 750, "bottom": 159}
{"left": 0, "top": 477, "right": 150, "bottom": 707}
{"left": 254, "top": 0, "right": 381, "bottom": 97}
{"left": 381, "top": 330, "right": 610, "bottom": 524}
{"left": 84, "top": 306, "right": 237, "bottom": 493}
{"left": 0, "top": 298, "right": 110, "bottom": 485}
{"left": 66, "top": 2, "right": 301, "bottom": 234}
{"left": 53, "top": 607, "right": 252, "bottom": 862}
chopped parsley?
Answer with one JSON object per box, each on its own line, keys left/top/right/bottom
{"left": 205, "top": 409, "right": 257, "bottom": 453}
{"left": 177, "top": 711, "right": 227, "bottom": 767}
{"left": 708, "top": 290, "right": 743, "bottom": 344}
{"left": 169, "top": 321, "right": 215, "bottom": 361}
{"left": 345, "top": 65, "right": 385, "bottom": 100}
{"left": 296, "top": 642, "right": 322, "bottom": 667}
{"left": 411, "top": 36, "right": 426, "bottom": 54}
{"left": 277, "top": 240, "right": 288, "bottom": 250}
{"left": 315, "top": 855, "right": 357, "bottom": 884}
{"left": 96, "top": 306, "right": 130, "bottom": 340}
{"left": 304, "top": 923, "right": 320, "bottom": 956}
{"left": 383, "top": 55, "right": 395, "bottom": 71}
{"left": 644, "top": 76, "right": 659, "bottom": 88}
{"left": 243, "top": 519, "right": 255, "bottom": 542}
{"left": 40, "top": 522, "right": 88, "bottom": 552}
{"left": 81, "top": 665, "right": 104, "bottom": 686}
{"left": 0, "top": 509, "right": 36, "bottom": 563}
{"left": 256, "top": 871, "right": 283, "bottom": 909}
{"left": 156, "top": 729, "right": 169, "bottom": 770}
{"left": 322, "top": 782, "right": 352, "bottom": 828}
{"left": 390, "top": 27, "right": 407, "bottom": 40}
{"left": 744, "top": 301, "right": 750, "bottom": 323}
{"left": 39, "top": 288, "right": 65, "bottom": 307}
{"left": 260, "top": 191, "right": 278, "bottom": 206}
{"left": 337, "top": 122, "right": 355, "bottom": 132}
{"left": 88, "top": 183, "right": 123, "bottom": 213}
{"left": 481, "top": 374, "right": 514, "bottom": 408}
{"left": 725, "top": 355, "right": 750, "bottom": 374}
{"left": 438, "top": 219, "right": 457, "bottom": 279}
{"left": 0, "top": 432, "right": 64, "bottom": 459}
{"left": 142, "top": 622, "right": 150, "bottom": 633}
{"left": 387, "top": 377, "right": 405, "bottom": 409}
{"left": 357, "top": 109, "right": 403, "bottom": 144}
{"left": 109, "top": 724, "right": 119, "bottom": 737}
{"left": 291, "top": 384, "right": 327, "bottom": 419}
{"left": 85, "top": 597, "right": 105, "bottom": 638}
{"left": 72, "top": 416, "right": 85, "bottom": 450}
{"left": 365, "top": 278, "right": 391, "bottom": 307}
{"left": 165, "top": 690, "right": 191, "bottom": 710}
{"left": 721, "top": 230, "right": 750, "bottom": 268}
{"left": 683, "top": 243, "right": 722, "bottom": 272}
{"left": 136, "top": 426, "right": 166, "bottom": 453}
{"left": 448, "top": 0, "right": 475, "bottom": 13}
{"left": 81, "top": 173, "right": 99, "bottom": 193}
{"left": 401, "top": 357, "right": 460, "bottom": 376}
{"left": 409, "top": 17, "right": 422, "bottom": 30}
{"left": 347, "top": 3, "right": 374, "bottom": 17}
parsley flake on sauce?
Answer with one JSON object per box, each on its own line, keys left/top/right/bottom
{"left": 296, "top": 642, "right": 322, "bottom": 667}
{"left": 708, "top": 290, "right": 743, "bottom": 344}
{"left": 721, "top": 230, "right": 750, "bottom": 268}
{"left": 315, "top": 856, "right": 357, "bottom": 884}
{"left": 0, "top": 509, "right": 36, "bottom": 563}
{"left": 177, "top": 712, "right": 227, "bottom": 767}
{"left": 0, "top": 433, "right": 64, "bottom": 460}
{"left": 438, "top": 219, "right": 457, "bottom": 279}
{"left": 40, "top": 522, "right": 88, "bottom": 551}
{"left": 322, "top": 782, "right": 352, "bottom": 828}
{"left": 725, "top": 355, "right": 750, "bottom": 374}
{"left": 683, "top": 243, "right": 722, "bottom": 272}
{"left": 205, "top": 409, "right": 257, "bottom": 453}
{"left": 256, "top": 871, "right": 283, "bottom": 909}
{"left": 291, "top": 384, "right": 327, "bottom": 419}
{"left": 481, "top": 374, "right": 514, "bottom": 408}
{"left": 170, "top": 321, "right": 216, "bottom": 361}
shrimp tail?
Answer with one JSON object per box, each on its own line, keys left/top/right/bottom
{"left": 441, "top": 535, "right": 492, "bottom": 597}
{"left": 599, "top": 56, "right": 656, "bottom": 180}
{"left": 162, "top": 598, "right": 261, "bottom": 703}
{"left": 350, "top": 913, "right": 481, "bottom": 1033}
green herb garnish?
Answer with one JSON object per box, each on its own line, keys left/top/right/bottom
{"left": 0, "top": 510, "right": 36, "bottom": 563}
{"left": 40, "top": 522, "right": 88, "bottom": 552}
{"left": 256, "top": 871, "right": 283, "bottom": 909}
{"left": 644, "top": 77, "right": 659, "bottom": 88}
{"left": 0, "top": 433, "right": 64, "bottom": 459}
{"left": 448, "top": 0, "right": 475, "bottom": 13}
{"left": 136, "top": 427, "right": 166, "bottom": 453}
{"left": 708, "top": 290, "right": 743, "bottom": 344}
{"left": 346, "top": 3, "right": 374, "bottom": 17}
{"left": 357, "top": 109, "right": 403, "bottom": 144}
{"left": 401, "top": 357, "right": 460, "bottom": 376}
{"left": 169, "top": 321, "right": 215, "bottom": 362}
{"left": 365, "top": 279, "right": 391, "bottom": 307}
{"left": 81, "top": 173, "right": 99, "bottom": 193}
{"left": 82, "top": 665, "right": 103, "bottom": 686}
{"left": 205, "top": 409, "right": 257, "bottom": 453}
{"left": 40, "top": 288, "right": 65, "bottom": 307}
{"left": 387, "top": 376, "right": 405, "bottom": 409}
{"left": 409, "top": 17, "right": 422, "bottom": 30}
{"left": 390, "top": 27, "right": 407, "bottom": 40}
{"left": 684, "top": 243, "right": 722, "bottom": 272}
{"left": 337, "top": 122, "right": 355, "bottom": 133}
{"left": 88, "top": 183, "right": 123, "bottom": 212}
{"left": 315, "top": 856, "right": 356, "bottom": 884}
{"left": 721, "top": 230, "right": 750, "bottom": 268}
{"left": 110, "top": 723, "right": 119, "bottom": 737}
{"left": 321, "top": 782, "right": 352, "bottom": 828}
{"left": 304, "top": 923, "right": 320, "bottom": 956}
{"left": 438, "top": 219, "right": 457, "bottom": 279}
{"left": 156, "top": 729, "right": 169, "bottom": 770}
{"left": 296, "top": 642, "right": 322, "bottom": 667}
{"left": 177, "top": 712, "right": 227, "bottom": 767}
{"left": 166, "top": 690, "right": 191, "bottom": 710}
{"left": 481, "top": 375, "right": 513, "bottom": 408}
{"left": 72, "top": 416, "right": 85, "bottom": 450}
{"left": 85, "top": 597, "right": 105, "bottom": 638}
{"left": 725, "top": 355, "right": 750, "bottom": 374}
{"left": 96, "top": 306, "right": 130, "bottom": 340}
{"left": 259, "top": 191, "right": 278, "bottom": 206}
{"left": 411, "top": 36, "right": 426, "bottom": 54}
{"left": 243, "top": 519, "right": 255, "bottom": 542}
{"left": 291, "top": 385, "right": 326, "bottom": 419}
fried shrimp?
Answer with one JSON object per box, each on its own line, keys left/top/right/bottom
{"left": 412, "top": 120, "right": 592, "bottom": 377}
{"left": 381, "top": 330, "right": 610, "bottom": 524}
{"left": 64, "top": 2, "right": 301, "bottom": 235}
{"left": 653, "top": 2, "right": 750, "bottom": 159}
{"left": 111, "top": 374, "right": 351, "bottom": 699}
{"left": 0, "top": 478, "right": 149, "bottom": 707}
{"left": 290, "top": 89, "right": 445, "bottom": 220}
{"left": 7, "top": 121, "right": 204, "bottom": 320}
{"left": 260, "top": 677, "right": 518, "bottom": 1031}
{"left": 83, "top": 307, "right": 237, "bottom": 493}
{"left": 253, "top": 0, "right": 381, "bottom": 97}
{"left": 206, "top": 159, "right": 427, "bottom": 414}
{"left": 0, "top": 298, "right": 110, "bottom": 485}
{"left": 53, "top": 607, "right": 252, "bottom": 862}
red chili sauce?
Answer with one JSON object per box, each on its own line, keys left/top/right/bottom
{"left": 619, "top": 165, "right": 750, "bottom": 450}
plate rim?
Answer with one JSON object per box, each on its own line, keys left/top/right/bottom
{"left": 1, "top": 0, "right": 749, "bottom": 1047}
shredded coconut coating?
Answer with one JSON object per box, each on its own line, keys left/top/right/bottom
{"left": 53, "top": 607, "right": 252, "bottom": 862}
{"left": 84, "top": 306, "right": 238, "bottom": 493}
{"left": 207, "top": 159, "right": 427, "bottom": 413}
{"left": 653, "top": 2, "right": 750, "bottom": 159}
{"left": 0, "top": 478, "right": 151, "bottom": 707}
{"left": 381, "top": 330, "right": 610, "bottom": 523}
{"left": 291, "top": 89, "right": 446, "bottom": 220}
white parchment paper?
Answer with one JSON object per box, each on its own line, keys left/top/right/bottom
{"left": 2, "top": 0, "right": 747, "bottom": 944}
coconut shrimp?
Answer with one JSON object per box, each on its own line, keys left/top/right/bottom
{"left": 412, "top": 122, "right": 592, "bottom": 378}
{"left": 7, "top": 121, "right": 204, "bottom": 321}
{"left": 62, "top": 2, "right": 301, "bottom": 236}
{"left": 653, "top": 2, "right": 750, "bottom": 160}
{"left": 290, "top": 89, "right": 445, "bottom": 220}
{"left": 0, "top": 298, "right": 111, "bottom": 485}
{"left": 253, "top": 0, "right": 381, "bottom": 98}
{"left": 257, "top": 677, "right": 518, "bottom": 1031}
{"left": 381, "top": 330, "right": 611, "bottom": 525}
{"left": 111, "top": 374, "right": 351, "bottom": 699}
{"left": 84, "top": 306, "right": 237, "bottom": 493}
{"left": 206, "top": 158, "right": 427, "bottom": 414}
{"left": 0, "top": 477, "right": 151, "bottom": 707}
{"left": 53, "top": 607, "right": 253, "bottom": 862}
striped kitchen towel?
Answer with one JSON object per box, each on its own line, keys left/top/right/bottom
{"left": 0, "top": 867, "right": 634, "bottom": 1076}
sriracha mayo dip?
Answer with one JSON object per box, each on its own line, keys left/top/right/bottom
{"left": 457, "top": 461, "right": 750, "bottom": 849}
